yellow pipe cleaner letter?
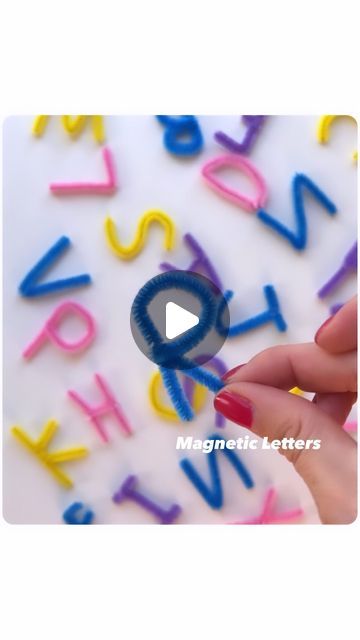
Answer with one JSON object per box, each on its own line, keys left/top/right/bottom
{"left": 149, "top": 371, "right": 207, "bottom": 422}
{"left": 104, "top": 209, "right": 176, "bottom": 260}
{"left": 32, "top": 115, "right": 50, "bottom": 136}
{"left": 317, "top": 115, "right": 357, "bottom": 163}
{"left": 11, "top": 419, "right": 88, "bottom": 488}
{"left": 32, "top": 115, "right": 105, "bottom": 143}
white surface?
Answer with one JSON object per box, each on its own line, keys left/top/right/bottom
{"left": 2, "top": 115, "right": 357, "bottom": 524}
{"left": 166, "top": 301, "right": 199, "bottom": 339}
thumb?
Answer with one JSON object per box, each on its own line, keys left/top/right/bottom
{"left": 214, "top": 382, "right": 357, "bottom": 523}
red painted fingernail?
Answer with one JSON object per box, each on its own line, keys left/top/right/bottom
{"left": 314, "top": 316, "right": 334, "bottom": 343}
{"left": 222, "top": 364, "right": 245, "bottom": 382}
{"left": 214, "top": 390, "right": 253, "bottom": 428}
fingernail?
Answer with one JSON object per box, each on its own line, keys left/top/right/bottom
{"left": 222, "top": 364, "right": 245, "bottom": 382}
{"left": 314, "top": 316, "right": 334, "bottom": 343}
{"left": 214, "top": 390, "right": 253, "bottom": 428}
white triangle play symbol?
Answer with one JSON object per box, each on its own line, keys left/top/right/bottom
{"left": 166, "top": 301, "right": 199, "bottom": 340}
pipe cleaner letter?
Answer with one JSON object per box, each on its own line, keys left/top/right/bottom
{"left": 105, "top": 209, "right": 176, "bottom": 260}
{"left": 19, "top": 236, "right": 91, "bottom": 298}
{"left": 231, "top": 487, "right": 303, "bottom": 524}
{"left": 160, "top": 232, "right": 223, "bottom": 291}
{"left": 317, "top": 115, "right": 357, "bottom": 163}
{"left": 217, "top": 285, "right": 287, "bottom": 337}
{"left": 32, "top": 115, "right": 105, "bottom": 143}
{"left": 180, "top": 433, "right": 254, "bottom": 509}
{"left": 149, "top": 370, "right": 207, "bottom": 422}
{"left": 202, "top": 154, "right": 268, "bottom": 213}
{"left": 257, "top": 173, "right": 337, "bottom": 251}
{"left": 113, "top": 474, "right": 182, "bottom": 524}
{"left": 23, "top": 301, "right": 96, "bottom": 360}
{"left": 131, "top": 271, "right": 226, "bottom": 421}
{"left": 11, "top": 419, "right": 88, "bottom": 488}
{"left": 63, "top": 502, "right": 94, "bottom": 524}
{"left": 50, "top": 147, "right": 117, "bottom": 195}
{"left": 215, "top": 115, "right": 266, "bottom": 155}
{"left": 156, "top": 115, "right": 203, "bottom": 156}
{"left": 68, "top": 373, "right": 132, "bottom": 442}
{"left": 32, "top": 115, "right": 50, "bottom": 137}
{"left": 317, "top": 242, "right": 357, "bottom": 298}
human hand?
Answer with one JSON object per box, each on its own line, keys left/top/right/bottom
{"left": 214, "top": 297, "right": 357, "bottom": 524}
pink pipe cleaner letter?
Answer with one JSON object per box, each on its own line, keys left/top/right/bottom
{"left": 23, "top": 301, "right": 96, "bottom": 360}
{"left": 50, "top": 147, "right": 117, "bottom": 195}
{"left": 201, "top": 154, "right": 268, "bottom": 213}
{"left": 230, "top": 488, "right": 303, "bottom": 525}
{"left": 68, "top": 373, "right": 133, "bottom": 442}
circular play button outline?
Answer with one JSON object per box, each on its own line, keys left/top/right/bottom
{"left": 130, "top": 270, "right": 230, "bottom": 370}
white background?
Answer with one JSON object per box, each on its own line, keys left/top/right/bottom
{"left": 0, "top": 1, "right": 359, "bottom": 639}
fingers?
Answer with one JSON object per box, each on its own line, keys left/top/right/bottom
{"left": 214, "top": 382, "right": 357, "bottom": 523}
{"left": 315, "top": 296, "right": 357, "bottom": 353}
{"left": 222, "top": 343, "right": 357, "bottom": 394}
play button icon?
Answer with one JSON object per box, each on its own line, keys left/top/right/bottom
{"left": 130, "top": 270, "right": 230, "bottom": 369}
{"left": 165, "top": 302, "right": 199, "bottom": 339}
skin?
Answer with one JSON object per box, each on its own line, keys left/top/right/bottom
{"left": 215, "top": 296, "right": 357, "bottom": 524}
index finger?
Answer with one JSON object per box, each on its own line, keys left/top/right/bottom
{"left": 222, "top": 342, "right": 356, "bottom": 393}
